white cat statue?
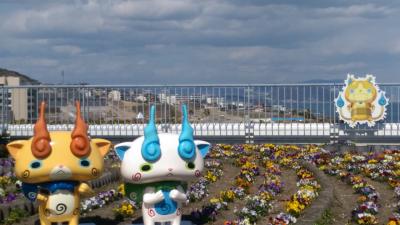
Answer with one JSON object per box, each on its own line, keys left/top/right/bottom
{"left": 114, "top": 105, "right": 210, "bottom": 225}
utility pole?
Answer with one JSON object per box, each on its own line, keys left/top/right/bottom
{"left": 61, "top": 70, "right": 65, "bottom": 84}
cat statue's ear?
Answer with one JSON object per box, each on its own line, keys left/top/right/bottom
{"left": 114, "top": 142, "right": 131, "bottom": 160}
{"left": 7, "top": 140, "right": 27, "bottom": 159}
{"left": 194, "top": 140, "right": 211, "bottom": 158}
{"left": 92, "top": 139, "right": 111, "bottom": 157}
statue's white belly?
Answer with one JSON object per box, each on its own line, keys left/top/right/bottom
{"left": 47, "top": 190, "right": 75, "bottom": 216}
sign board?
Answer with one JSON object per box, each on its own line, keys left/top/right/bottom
{"left": 335, "top": 74, "right": 388, "bottom": 127}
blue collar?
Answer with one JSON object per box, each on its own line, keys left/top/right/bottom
{"left": 22, "top": 181, "right": 79, "bottom": 202}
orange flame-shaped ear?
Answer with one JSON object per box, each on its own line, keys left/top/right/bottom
{"left": 70, "top": 101, "right": 91, "bottom": 157}
{"left": 31, "top": 102, "right": 52, "bottom": 158}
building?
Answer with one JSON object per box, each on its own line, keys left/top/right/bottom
{"left": 178, "top": 95, "right": 203, "bottom": 103}
{"left": 108, "top": 90, "right": 121, "bottom": 101}
{"left": 158, "top": 93, "right": 177, "bottom": 105}
{"left": 157, "top": 93, "right": 203, "bottom": 105}
{"left": 206, "top": 97, "right": 225, "bottom": 107}
{"left": 0, "top": 69, "right": 40, "bottom": 123}
{"left": 272, "top": 105, "right": 287, "bottom": 112}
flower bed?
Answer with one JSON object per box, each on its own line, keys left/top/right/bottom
{"left": 231, "top": 159, "right": 275, "bottom": 224}
{"left": 0, "top": 173, "right": 20, "bottom": 204}
{"left": 193, "top": 144, "right": 322, "bottom": 225}
{"left": 187, "top": 159, "right": 224, "bottom": 202}
{"left": 190, "top": 144, "right": 264, "bottom": 224}
{"left": 308, "top": 149, "right": 390, "bottom": 224}
{"left": 269, "top": 167, "right": 320, "bottom": 224}
{"left": 80, "top": 189, "right": 123, "bottom": 215}
{"left": 0, "top": 144, "right": 335, "bottom": 225}
{"left": 113, "top": 200, "right": 137, "bottom": 220}
{"left": 0, "top": 159, "right": 14, "bottom": 175}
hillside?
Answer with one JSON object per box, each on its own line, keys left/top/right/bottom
{"left": 0, "top": 68, "right": 40, "bottom": 85}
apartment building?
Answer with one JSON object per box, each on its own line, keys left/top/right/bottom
{"left": 0, "top": 69, "right": 40, "bottom": 123}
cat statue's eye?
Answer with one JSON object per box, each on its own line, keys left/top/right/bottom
{"left": 186, "top": 162, "right": 195, "bottom": 170}
{"left": 30, "top": 160, "right": 42, "bottom": 169}
{"left": 140, "top": 163, "right": 153, "bottom": 172}
{"left": 79, "top": 159, "right": 91, "bottom": 167}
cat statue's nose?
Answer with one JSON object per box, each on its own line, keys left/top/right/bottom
{"left": 50, "top": 165, "right": 72, "bottom": 180}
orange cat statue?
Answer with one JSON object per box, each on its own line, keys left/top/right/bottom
{"left": 7, "top": 101, "right": 111, "bottom": 225}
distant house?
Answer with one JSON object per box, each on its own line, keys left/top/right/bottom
{"left": 135, "top": 94, "right": 147, "bottom": 102}
{"left": 206, "top": 97, "right": 225, "bottom": 107}
{"left": 0, "top": 68, "right": 40, "bottom": 123}
{"left": 158, "top": 93, "right": 177, "bottom": 105}
{"left": 108, "top": 90, "right": 121, "bottom": 101}
{"left": 272, "top": 105, "right": 287, "bottom": 112}
{"left": 253, "top": 105, "right": 264, "bottom": 113}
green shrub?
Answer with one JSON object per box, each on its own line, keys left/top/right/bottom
{"left": 2, "top": 208, "right": 28, "bottom": 225}
{"left": 314, "top": 209, "right": 334, "bottom": 225}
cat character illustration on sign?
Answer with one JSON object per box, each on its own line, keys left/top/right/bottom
{"left": 336, "top": 74, "right": 389, "bottom": 127}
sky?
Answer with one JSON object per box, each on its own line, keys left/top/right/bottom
{"left": 0, "top": 0, "right": 400, "bottom": 84}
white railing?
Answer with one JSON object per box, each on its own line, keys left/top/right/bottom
{"left": 1, "top": 84, "right": 400, "bottom": 143}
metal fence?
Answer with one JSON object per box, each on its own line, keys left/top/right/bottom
{"left": 1, "top": 84, "right": 400, "bottom": 144}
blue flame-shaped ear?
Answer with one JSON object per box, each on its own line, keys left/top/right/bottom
{"left": 178, "top": 105, "right": 196, "bottom": 160}
{"left": 336, "top": 95, "right": 345, "bottom": 108}
{"left": 141, "top": 105, "right": 161, "bottom": 162}
{"left": 378, "top": 93, "right": 387, "bottom": 106}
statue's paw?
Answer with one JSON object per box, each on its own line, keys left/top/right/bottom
{"left": 36, "top": 193, "right": 48, "bottom": 203}
{"left": 79, "top": 183, "right": 95, "bottom": 196}
{"left": 155, "top": 190, "right": 165, "bottom": 201}
{"left": 170, "top": 189, "right": 187, "bottom": 202}
{"left": 169, "top": 189, "right": 180, "bottom": 200}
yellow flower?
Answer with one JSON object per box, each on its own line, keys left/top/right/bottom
{"left": 210, "top": 198, "right": 221, "bottom": 204}
{"left": 205, "top": 171, "right": 217, "bottom": 182}
{"left": 118, "top": 183, "right": 125, "bottom": 196}
{"left": 286, "top": 199, "right": 306, "bottom": 217}
{"left": 344, "top": 153, "right": 352, "bottom": 162}
{"left": 260, "top": 192, "right": 273, "bottom": 201}
{"left": 220, "top": 190, "right": 235, "bottom": 202}
{"left": 263, "top": 144, "right": 275, "bottom": 148}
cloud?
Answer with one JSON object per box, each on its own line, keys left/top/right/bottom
{"left": 0, "top": 0, "right": 399, "bottom": 84}
{"left": 314, "top": 4, "right": 394, "bottom": 18}
{"left": 112, "top": 0, "right": 201, "bottom": 20}
{"left": 52, "top": 45, "right": 82, "bottom": 55}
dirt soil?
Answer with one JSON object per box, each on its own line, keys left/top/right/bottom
{"left": 325, "top": 175, "right": 358, "bottom": 225}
